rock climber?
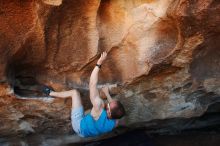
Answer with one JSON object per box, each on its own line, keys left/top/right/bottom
{"left": 43, "top": 52, "right": 126, "bottom": 137}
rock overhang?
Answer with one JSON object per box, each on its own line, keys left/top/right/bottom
{"left": 0, "top": 0, "right": 219, "bottom": 140}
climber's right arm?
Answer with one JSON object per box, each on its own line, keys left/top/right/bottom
{"left": 89, "top": 52, "right": 107, "bottom": 112}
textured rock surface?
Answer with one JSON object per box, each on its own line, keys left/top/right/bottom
{"left": 0, "top": 0, "right": 220, "bottom": 140}
{"left": 42, "top": 0, "right": 62, "bottom": 6}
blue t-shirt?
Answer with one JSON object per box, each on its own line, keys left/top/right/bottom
{"left": 80, "top": 109, "right": 116, "bottom": 137}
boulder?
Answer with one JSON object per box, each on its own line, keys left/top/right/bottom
{"left": 0, "top": 0, "right": 219, "bottom": 141}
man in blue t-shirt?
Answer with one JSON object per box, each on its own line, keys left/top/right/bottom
{"left": 44, "top": 52, "right": 126, "bottom": 137}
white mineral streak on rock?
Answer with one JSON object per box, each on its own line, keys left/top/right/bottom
{"left": 19, "top": 121, "right": 35, "bottom": 133}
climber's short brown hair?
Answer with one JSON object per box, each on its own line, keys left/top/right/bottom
{"left": 109, "top": 100, "right": 125, "bottom": 119}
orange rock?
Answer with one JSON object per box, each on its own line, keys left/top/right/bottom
{"left": 0, "top": 0, "right": 219, "bottom": 138}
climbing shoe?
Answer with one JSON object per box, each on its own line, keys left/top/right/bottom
{"left": 42, "top": 85, "right": 54, "bottom": 96}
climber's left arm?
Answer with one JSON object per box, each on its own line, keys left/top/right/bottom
{"left": 115, "top": 119, "right": 126, "bottom": 127}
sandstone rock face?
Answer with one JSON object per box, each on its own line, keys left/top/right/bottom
{"left": 42, "top": 0, "right": 62, "bottom": 6}
{"left": 0, "top": 0, "right": 220, "bottom": 139}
